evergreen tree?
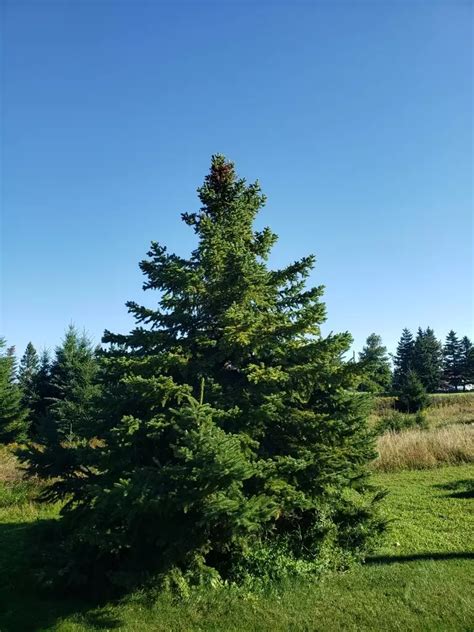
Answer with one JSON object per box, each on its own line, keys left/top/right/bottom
{"left": 396, "top": 369, "right": 428, "bottom": 413}
{"left": 20, "top": 326, "right": 100, "bottom": 480}
{"left": 358, "top": 333, "right": 392, "bottom": 393}
{"left": 443, "top": 330, "right": 463, "bottom": 391}
{"left": 412, "top": 327, "right": 443, "bottom": 393}
{"left": 0, "top": 339, "right": 29, "bottom": 442}
{"left": 55, "top": 156, "right": 384, "bottom": 592}
{"left": 460, "top": 336, "right": 474, "bottom": 390}
{"left": 392, "top": 328, "right": 414, "bottom": 392}
{"left": 18, "top": 342, "right": 40, "bottom": 422}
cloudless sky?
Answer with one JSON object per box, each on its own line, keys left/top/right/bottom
{"left": 2, "top": 1, "right": 473, "bottom": 360}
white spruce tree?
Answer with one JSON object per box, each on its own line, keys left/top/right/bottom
{"left": 392, "top": 328, "right": 415, "bottom": 392}
{"left": 19, "top": 326, "right": 100, "bottom": 482}
{"left": 412, "top": 327, "right": 443, "bottom": 393}
{"left": 55, "top": 156, "right": 384, "bottom": 593}
{"left": 0, "top": 339, "right": 28, "bottom": 443}
{"left": 358, "top": 333, "right": 392, "bottom": 393}
{"left": 443, "top": 330, "right": 463, "bottom": 391}
{"left": 18, "top": 342, "right": 40, "bottom": 428}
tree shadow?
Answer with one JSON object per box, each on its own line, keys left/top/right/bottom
{"left": 434, "top": 479, "right": 474, "bottom": 499}
{"left": 367, "top": 552, "right": 474, "bottom": 565}
{"left": 0, "top": 519, "right": 122, "bottom": 632}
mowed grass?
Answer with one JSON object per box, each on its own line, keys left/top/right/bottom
{"left": 0, "top": 459, "right": 473, "bottom": 631}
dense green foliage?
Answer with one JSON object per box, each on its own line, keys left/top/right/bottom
{"left": 459, "top": 336, "right": 474, "bottom": 391}
{"left": 19, "top": 327, "right": 100, "bottom": 484}
{"left": 43, "top": 156, "right": 384, "bottom": 592}
{"left": 443, "top": 330, "right": 463, "bottom": 391}
{"left": 412, "top": 327, "right": 443, "bottom": 393}
{"left": 395, "top": 369, "right": 428, "bottom": 413}
{"left": 0, "top": 339, "right": 28, "bottom": 443}
{"left": 392, "top": 328, "right": 415, "bottom": 392}
{"left": 358, "top": 333, "right": 392, "bottom": 393}
{"left": 18, "top": 342, "right": 40, "bottom": 421}
{"left": 391, "top": 327, "right": 472, "bottom": 395}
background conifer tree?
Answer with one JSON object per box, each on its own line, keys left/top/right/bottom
{"left": 20, "top": 326, "right": 100, "bottom": 482}
{"left": 392, "top": 328, "right": 414, "bottom": 392}
{"left": 396, "top": 369, "right": 428, "bottom": 413}
{"left": 443, "top": 330, "right": 463, "bottom": 391}
{"left": 18, "top": 342, "right": 40, "bottom": 428}
{"left": 55, "top": 156, "right": 384, "bottom": 592}
{"left": 412, "top": 327, "right": 443, "bottom": 393}
{"left": 358, "top": 333, "right": 392, "bottom": 393}
{"left": 459, "top": 336, "right": 474, "bottom": 390}
{"left": 0, "top": 339, "right": 28, "bottom": 443}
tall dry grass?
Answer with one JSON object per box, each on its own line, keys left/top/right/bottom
{"left": 0, "top": 445, "right": 23, "bottom": 484}
{"left": 373, "top": 423, "right": 474, "bottom": 472}
{"left": 371, "top": 393, "right": 474, "bottom": 429}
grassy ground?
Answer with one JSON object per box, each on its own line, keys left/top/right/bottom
{"left": 0, "top": 460, "right": 472, "bottom": 631}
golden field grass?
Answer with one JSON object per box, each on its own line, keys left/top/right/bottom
{"left": 374, "top": 423, "right": 474, "bottom": 472}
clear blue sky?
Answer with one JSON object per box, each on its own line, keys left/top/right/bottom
{"left": 2, "top": 1, "right": 473, "bottom": 359}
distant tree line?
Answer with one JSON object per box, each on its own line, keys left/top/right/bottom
{"left": 358, "top": 328, "right": 474, "bottom": 409}
{"left": 1, "top": 325, "right": 471, "bottom": 446}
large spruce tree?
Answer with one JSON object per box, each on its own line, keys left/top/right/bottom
{"left": 57, "top": 156, "right": 383, "bottom": 592}
{"left": 0, "top": 339, "right": 28, "bottom": 443}
{"left": 412, "top": 327, "right": 443, "bottom": 393}
{"left": 358, "top": 333, "right": 392, "bottom": 393}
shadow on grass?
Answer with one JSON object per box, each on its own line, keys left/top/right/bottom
{"left": 367, "top": 552, "right": 474, "bottom": 565}
{"left": 435, "top": 478, "right": 474, "bottom": 499}
{"left": 0, "top": 519, "right": 122, "bottom": 632}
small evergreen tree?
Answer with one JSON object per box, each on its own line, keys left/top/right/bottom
{"left": 54, "top": 156, "right": 384, "bottom": 593}
{"left": 412, "top": 327, "right": 443, "bottom": 393}
{"left": 18, "top": 342, "right": 40, "bottom": 425}
{"left": 443, "top": 330, "right": 463, "bottom": 391}
{"left": 392, "top": 328, "right": 414, "bottom": 392}
{"left": 20, "top": 326, "right": 100, "bottom": 481}
{"left": 396, "top": 369, "right": 428, "bottom": 413}
{"left": 0, "top": 339, "right": 29, "bottom": 443}
{"left": 358, "top": 333, "right": 392, "bottom": 393}
{"left": 460, "top": 336, "right": 474, "bottom": 390}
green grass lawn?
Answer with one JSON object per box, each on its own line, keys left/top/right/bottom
{"left": 0, "top": 465, "right": 473, "bottom": 631}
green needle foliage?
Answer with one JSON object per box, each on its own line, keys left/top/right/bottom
{"left": 19, "top": 326, "right": 100, "bottom": 484}
{"left": 0, "top": 339, "right": 29, "bottom": 443}
{"left": 412, "top": 327, "right": 443, "bottom": 393}
{"left": 18, "top": 342, "right": 40, "bottom": 422}
{"left": 56, "top": 156, "right": 384, "bottom": 593}
{"left": 358, "top": 333, "right": 392, "bottom": 393}
{"left": 395, "top": 369, "right": 428, "bottom": 413}
{"left": 443, "top": 330, "right": 463, "bottom": 391}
